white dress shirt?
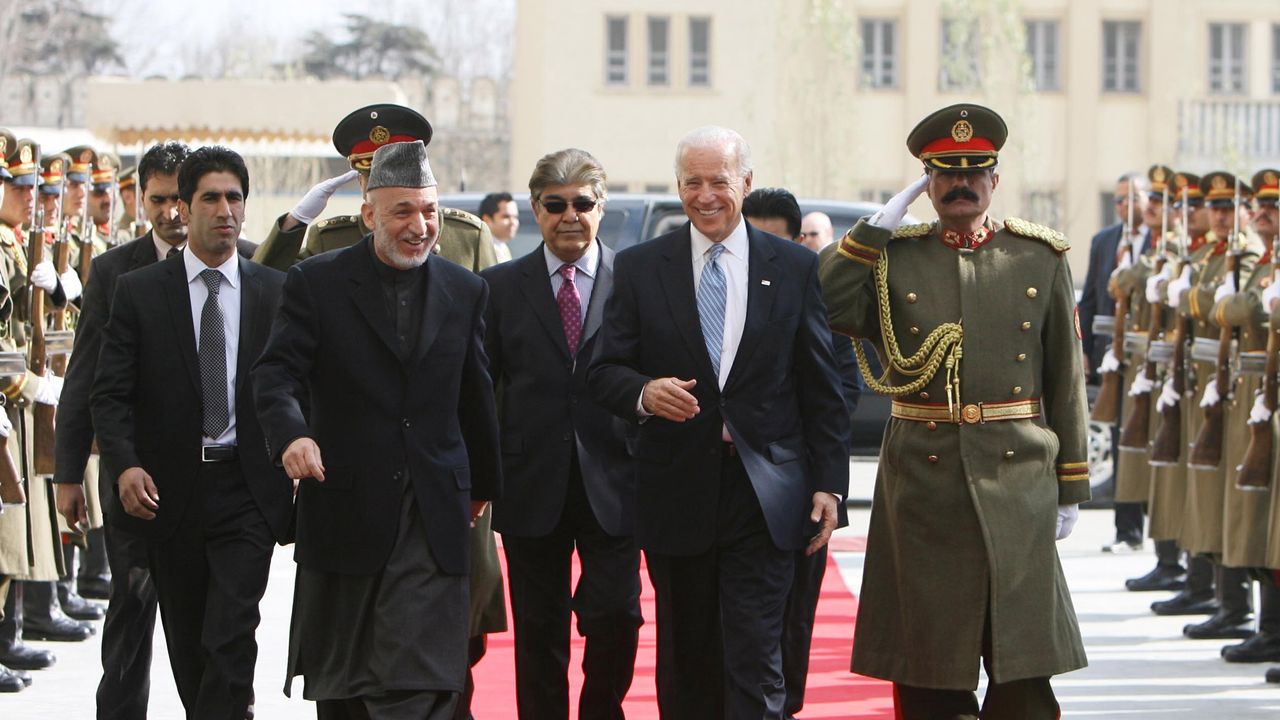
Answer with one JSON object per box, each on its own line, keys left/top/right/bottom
{"left": 544, "top": 239, "right": 599, "bottom": 317}
{"left": 183, "top": 249, "right": 240, "bottom": 446}
{"left": 154, "top": 234, "right": 186, "bottom": 263}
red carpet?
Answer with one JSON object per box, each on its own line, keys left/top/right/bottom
{"left": 471, "top": 542, "right": 895, "bottom": 719}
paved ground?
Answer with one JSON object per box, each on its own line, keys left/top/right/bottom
{"left": 4, "top": 461, "right": 1280, "bottom": 717}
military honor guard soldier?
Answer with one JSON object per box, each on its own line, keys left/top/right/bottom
{"left": 820, "top": 104, "right": 1089, "bottom": 719}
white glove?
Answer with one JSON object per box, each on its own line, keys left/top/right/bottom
{"left": 867, "top": 174, "right": 929, "bottom": 231}
{"left": 1263, "top": 281, "right": 1280, "bottom": 314}
{"left": 1098, "top": 348, "right": 1121, "bottom": 374}
{"left": 30, "top": 261, "right": 57, "bottom": 293}
{"left": 1156, "top": 377, "right": 1181, "bottom": 412}
{"left": 34, "top": 373, "right": 62, "bottom": 406}
{"left": 1199, "top": 378, "right": 1220, "bottom": 408}
{"left": 59, "top": 270, "right": 82, "bottom": 302}
{"left": 0, "top": 410, "right": 10, "bottom": 439}
{"left": 1249, "top": 393, "right": 1273, "bottom": 425}
{"left": 1166, "top": 265, "right": 1192, "bottom": 308}
{"left": 288, "top": 170, "right": 359, "bottom": 225}
{"left": 1056, "top": 504, "right": 1079, "bottom": 540}
{"left": 1145, "top": 265, "right": 1172, "bottom": 304}
{"left": 1113, "top": 246, "right": 1133, "bottom": 273}
{"left": 1128, "top": 371, "right": 1154, "bottom": 396}
{"left": 1214, "top": 274, "right": 1236, "bottom": 303}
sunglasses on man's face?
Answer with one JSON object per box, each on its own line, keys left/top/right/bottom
{"left": 540, "top": 197, "right": 597, "bottom": 215}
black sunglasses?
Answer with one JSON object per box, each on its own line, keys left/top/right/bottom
{"left": 540, "top": 197, "right": 597, "bottom": 214}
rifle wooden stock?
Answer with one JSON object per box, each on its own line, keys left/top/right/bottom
{"left": 1091, "top": 290, "right": 1128, "bottom": 424}
{"left": 1120, "top": 301, "right": 1164, "bottom": 450}
{"left": 1151, "top": 312, "right": 1190, "bottom": 465}
{"left": 1237, "top": 292, "right": 1279, "bottom": 491}
{"left": 0, "top": 430, "right": 22, "bottom": 506}
{"left": 50, "top": 239, "right": 70, "bottom": 377}
{"left": 1189, "top": 253, "right": 1240, "bottom": 469}
{"left": 77, "top": 232, "right": 93, "bottom": 286}
{"left": 29, "top": 228, "right": 55, "bottom": 476}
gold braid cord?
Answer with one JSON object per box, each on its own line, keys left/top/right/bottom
{"left": 852, "top": 249, "right": 964, "bottom": 410}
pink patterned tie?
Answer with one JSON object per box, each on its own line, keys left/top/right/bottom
{"left": 557, "top": 263, "right": 582, "bottom": 355}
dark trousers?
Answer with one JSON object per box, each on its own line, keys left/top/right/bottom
{"left": 148, "top": 460, "right": 274, "bottom": 720}
{"left": 646, "top": 448, "right": 795, "bottom": 720}
{"left": 782, "top": 544, "right": 827, "bottom": 717}
{"left": 316, "top": 691, "right": 458, "bottom": 720}
{"left": 1114, "top": 502, "right": 1144, "bottom": 544}
{"left": 503, "top": 460, "right": 642, "bottom": 720}
{"left": 97, "top": 516, "right": 159, "bottom": 720}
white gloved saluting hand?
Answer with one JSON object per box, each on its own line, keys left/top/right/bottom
{"left": 1056, "top": 504, "right": 1079, "bottom": 540}
{"left": 30, "top": 261, "right": 57, "bottom": 293}
{"left": 867, "top": 174, "right": 929, "bottom": 232}
{"left": 288, "top": 170, "right": 360, "bottom": 225}
{"left": 1166, "top": 265, "right": 1192, "bottom": 308}
{"left": 59, "top": 270, "right": 82, "bottom": 302}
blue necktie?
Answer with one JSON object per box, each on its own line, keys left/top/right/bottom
{"left": 697, "top": 243, "right": 727, "bottom": 380}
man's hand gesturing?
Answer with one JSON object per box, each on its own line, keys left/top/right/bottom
{"left": 642, "top": 377, "right": 699, "bottom": 422}
{"left": 283, "top": 437, "right": 326, "bottom": 483}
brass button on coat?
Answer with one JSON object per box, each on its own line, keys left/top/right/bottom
{"left": 910, "top": 326, "right": 920, "bottom": 335}
{"left": 926, "top": 421, "right": 937, "bottom": 430}
{"left": 1012, "top": 386, "right": 1023, "bottom": 394}
{"left": 1004, "top": 450, "right": 1015, "bottom": 459}
{"left": 1016, "top": 353, "right": 1027, "bottom": 362}
{"left": 1026, "top": 287, "right": 1038, "bottom": 298}
{"left": 1021, "top": 321, "right": 1031, "bottom": 330}
{"left": 927, "top": 455, "right": 939, "bottom": 463}
{"left": 919, "top": 391, "right": 929, "bottom": 400}
{"left": 906, "top": 292, "right": 918, "bottom": 303}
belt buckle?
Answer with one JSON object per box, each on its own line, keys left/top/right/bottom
{"left": 961, "top": 403, "right": 982, "bottom": 424}
{"left": 201, "top": 446, "right": 215, "bottom": 462}
{"left": 201, "top": 445, "right": 226, "bottom": 463}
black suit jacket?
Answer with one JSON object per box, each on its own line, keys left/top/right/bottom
{"left": 252, "top": 237, "right": 502, "bottom": 577}
{"left": 90, "top": 254, "right": 292, "bottom": 543}
{"left": 481, "top": 243, "right": 633, "bottom": 538}
{"left": 587, "top": 222, "right": 849, "bottom": 555}
{"left": 1078, "top": 223, "right": 1122, "bottom": 374}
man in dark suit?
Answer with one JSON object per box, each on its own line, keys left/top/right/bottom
{"left": 482, "top": 148, "right": 640, "bottom": 719}
{"left": 588, "top": 127, "right": 849, "bottom": 719}
{"left": 253, "top": 140, "right": 501, "bottom": 720}
{"left": 54, "top": 141, "right": 255, "bottom": 720}
{"left": 1079, "top": 173, "right": 1148, "bottom": 381}
{"left": 91, "top": 146, "right": 290, "bottom": 719}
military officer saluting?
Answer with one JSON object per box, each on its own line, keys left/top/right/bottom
{"left": 820, "top": 104, "right": 1089, "bottom": 719}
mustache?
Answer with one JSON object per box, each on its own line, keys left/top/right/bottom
{"left": 941, "top": 187, "right": 980, "bottom": 204}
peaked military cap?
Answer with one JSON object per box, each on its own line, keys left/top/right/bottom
{"left": 64, "top": 145, "right": 95, "bottom": 183}
{"left": 6, "top": 138, "right": 40, "bottom": 187}
{"left": 367, "top": 140, "right": 436, "bottom": 191}
{"left": 1147, "top": 165, "right": 1174, "bottom": 200}
{"left": 39, "top": 152, "right": 70, "bottom": 195}
{"left": 333, "top": 104, "right": 434, "bottom": 173}
{"left": 0, "top": 130, "right": 13, "bottom": 181}
{"left": 1251, "top": 169, "right": 1279, "bottom": 207}
{"left": 907, "top": 103, "right": 1007, "bottom": 173}
{"left": 1171, "top": 171, "right": 1204, "bottom": 208}
{"left": 92, "top": 151, "right": 120, "bottom": 190}
{"left": 1200, "top": 171, "right": 1251, "bottom": 207}
{"left": 118, "top": 165, "right": 137, "bottom": 190}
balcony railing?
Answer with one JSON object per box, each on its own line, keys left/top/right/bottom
{"left": 1178, "top": 98, "right": 1280, "bottom": 170}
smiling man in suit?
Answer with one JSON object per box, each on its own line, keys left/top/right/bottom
{"left": 482, "top": 148, "right": 640, "bottom": 719}
{"left": 91, "top": 146, "right": 292, "bottom": 719}
{"left": 588, "top": 126, "right": 849, "bottom": 719}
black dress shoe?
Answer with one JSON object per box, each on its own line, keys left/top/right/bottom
{"left": 0, "top": 643, "right": 55, "bottom": 670}
{"left": 1126, "top": 564, "right": 1187, "bottom": 592}
{"left": 1152, "top": 593, "right": 1218, "bottom": 616}
{"left": 1222, "top": 633, "right": 1280, "bottom": 663}
{"left": 22, "top": 612, "right": 94, "bottom": 642}
{"left": 0, "top": 664, "right": 24, "bottom": 693}
{"left": 57, "top": 589, "right": 105, "bottom": 622}
{"left": 1267, "top": 666, "right": 1280, "bottom": 683}
{"left": 1184, "top": 612, "right": 1255, "bottom": 640}
{"left": 75, "top": 577, "right": 110, "bottom": 600}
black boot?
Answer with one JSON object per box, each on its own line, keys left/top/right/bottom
{"left": 1223, "top": 578, "right": 1280, "bottom": 662}
{"left": 1267, "top": 666, "right": 1280, "bottom": 683}
{"left": 58, "top": 542, "right": 104, "bottom": 622}
{"left": 0, "top": 663, "right": 26, "bottom": 693}
{"left": 76, "top": 527, "right": 111, "bottom": 600}
{"left": 20, "top": 581, "right": 94, "bottom": 642}
{"left": 1185, "top": 565, "right": 1254, "bottom": 640}
{"left": 0, "top": 582, "right": 55, "bottom": 670}
{"left": 1126, "top": 540, "right": 1186, "bottom": 591}
{"left": 1152, "top": 554, "right": 1217, "bottom": 615}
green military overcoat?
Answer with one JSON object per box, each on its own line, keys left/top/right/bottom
{"left": 820, "top": 217, "right": 1089, "bottom": 689}
{"left": 1111, "top": 255, "right": 1155, "bottom": 503}
{"left": 1266, "top": 300, "right": 1280, "bottom": 570}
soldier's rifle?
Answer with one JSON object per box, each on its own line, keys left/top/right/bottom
{"left": 1092, "top": 181, "right": 1139, "bottom": 423}
{"left": 28, "top": 177, "right": 56, "bottom": 475}
{"left": 76, "top": 182, "right": 93, "bottom": 285}
{"left": 1120, "top": 185, "right": 1171, "bottom": 450}
{"left": 1236, "top": 229, "right": 1279, "bottom": 491}
{"left": 1151, "top": 189, "right": 1194, "bottom": 465}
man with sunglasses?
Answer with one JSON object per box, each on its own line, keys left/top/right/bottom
{"left": 797, "top": 212, "right": 833, "bottom": 253}
{"left": 481, "top": 148, "right": 641, "bottom": 719}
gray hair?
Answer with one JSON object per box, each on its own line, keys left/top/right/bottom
{"left": 528, "top": 148, "right": 608, "bottom": 203}
{"left": 674, "top": 126, "right": 752, "bottom": 178}
{"left": 1117, "top": 171, "right": 1150, "bottom": 192}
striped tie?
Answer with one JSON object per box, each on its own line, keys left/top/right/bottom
{"left": 696, "top": 243, "right": 727, "bottom": 380}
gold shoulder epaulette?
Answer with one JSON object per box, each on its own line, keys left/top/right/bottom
{"left": 0, "top": 225, "right": 15, "bottom": 246}
{"left": 1004, "top": 217, "right": 1069, "bottom": 252}
{"left": 891, "top": 223, "right": 932, "bottom": 239}
{"left": 316, "top": 215, "right": 359, "bottom": 232}
{"left": 442, "top": 206, "right": 484, "bottom": 229}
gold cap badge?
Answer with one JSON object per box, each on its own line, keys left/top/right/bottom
{"left": 951, "top": 119, "right": 974, "bottom": 143}
{"left": 370, "top": 126, "right": 390, "bottom": 145}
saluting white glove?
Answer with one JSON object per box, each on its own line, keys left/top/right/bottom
{"left": 1056, "top": 504, "right": 1079, "bottom": 540}
{"left": 1145, "top": 265, "right": 1171, "bottom": 304}
{"left": 1166, "top": 265, "right": 1193, "bottom": 308}
{"left": 288, "top": 170, "right": 360, "bottom": 225}
{"left": 34, "top": 373, "right": 62, "bottom": 406}
{"left": 1129, "top": 371, "right": 1154, "bottom": 396}
{"left": 1214, "top": 274, "right": 1237, "bottom": 303}
{"left": 1098, "top": 349, "right": 1121, "bottom": 374}
{"left": 59, "top": 270, "right": 82, "bottom": 302}
{"left": 867, "top": 174, "right": 929, "bottom": 231}
{"left": 30, "top": 261, "right": 57, "bottom": 293}
{"left": 1156, "top": 377, "right": 1181, "bottom": 412}
{"left": 1249, "top": 393, "right": 1273, "bottom": 425}
{"left": 1263, "top": 281, "right": 1280, "bottom": 314}
{"left": 1199, "top": 378, "right": 1220, "bottom": 408}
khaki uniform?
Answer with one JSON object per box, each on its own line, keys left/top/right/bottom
{"left": 1265, "top": 300, "right": 1280, "bottom": 570}
{"left": 252, "top": 207, "right": 506, "bottom": 636}
{"left": 821, "top": 217, "right": 1089, "bottom": 689}
{"left": 1216, "top": 261, "right": 1274, "bottom": 568}
{"left": 1112, "top": 253, "right": 1155, "bottom": 503}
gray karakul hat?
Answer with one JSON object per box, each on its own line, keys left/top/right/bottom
{"left": 366, "top": 140, "right": 436, "bottom": 191}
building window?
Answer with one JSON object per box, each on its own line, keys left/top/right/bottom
{"left": 605, "top": 16, "right": 627, "bottom": 85}
{"left": 1025, "top": 20, "right": 1060, "bottom": 91}
{"left": 859, "top": 189, "right": 893, "bottom": 204}
{"left": 939, "top": 19, "right": 982, "bottom": 91}
{"left": 1024, "top": 190, "right": 1062, "bottom": 229}
{"left": 1102, "top": 20, "right": 1140, "bottom": 92}
{"left": 1208, "top": 23, "right": 1248, "bottom": 94}
{"left": 860, "top": 19, "right": 898, "bottom": 89}
{"left": 648, "top": 16, "right": 669, "bottom": 86}
{"left": 689, "top": 17, "right": 711, "bottom": 87}
{"left": 1273, "top": 24, "right": 1280, "bottom": 93}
